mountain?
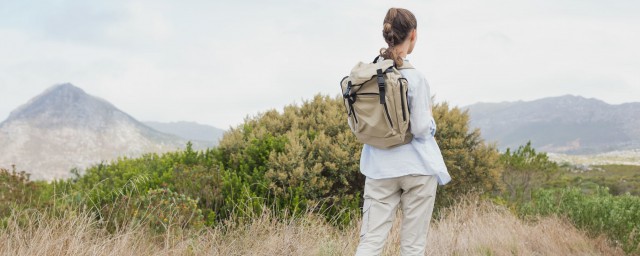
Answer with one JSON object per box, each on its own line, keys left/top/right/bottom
{"left": 464, "top": 95, "right": 640, "bottom": 154}
{"left": 143, "top": 121, "right": 225, "bottom": 147}
{"left": 0, "top": 83, "right": 189, "bottom": 180}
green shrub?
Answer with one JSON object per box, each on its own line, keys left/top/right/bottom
{"left": 0, "top": 166, "right": 50, "bottom": 219}
{"left": 134, "top": 188, "right": 204, "bottom": 233}
{"left": 521, "top": 187, "right": 640, "bottom": 253}
{"left": 500, "top": 141, "right": 559, "bottom": 203}
{"left": 216, "top": 96, "right": 364, "bottom": 225}
{"left": 26, "top": 94, "right": 503, "bottom": 229}
{"left": 169, "top": 164, "right": 223, "bottom": 226}
{"left": 217, "top": 95, "right": 503, "bottom": 223}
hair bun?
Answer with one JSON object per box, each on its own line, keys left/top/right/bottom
{"left": 383, "top": 23, "right": 392, "bottom": 33}
{"left": 380, "top": 8, "right": 416, "bottom": 67}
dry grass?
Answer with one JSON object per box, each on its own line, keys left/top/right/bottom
{"left": 0, "top": 198, "right": 624, "bottom": 256}
{"left": 424, "top": 198, "right": 623, "bottom": 256}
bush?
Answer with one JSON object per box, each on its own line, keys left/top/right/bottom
{"left": 521, "top": 187, "right": 640, "bottom": 253}
{"left": 500, "top": 141, "right": 559, "bottom": 203}
{"left": 0, "top": 166, "right": 50, "bottom": 219}
{"left": 134, "top": 188, "right": 204, "bottom": 233}
{"left": 218, "top": 95, "right": 503, "bottom": 223}
{"left": 169, "top": 164, "right": 223, "bottom": 226}
{"left": 29, "top": 94, "right": 503, "bottom": 229}
{"left": 217, "top": 95, "right": 362, "bottom": 225}
{"left": 63, "top": 144, "right": 222, "bottom": 227}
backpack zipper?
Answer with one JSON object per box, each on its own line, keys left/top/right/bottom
{"left": 382, "top": 103, "right": 393, "bottom": 128}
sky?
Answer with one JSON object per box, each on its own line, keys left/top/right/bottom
{"left": 1, "top": 0, "right": 639, "bottom": 129}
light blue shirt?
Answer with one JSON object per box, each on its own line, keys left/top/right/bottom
{"left": 359, "top": 60, "right": 452, "bottom": 185}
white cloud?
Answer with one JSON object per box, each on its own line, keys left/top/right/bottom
{"left": 1, "top": 0, "right": 639, "bottom": 128}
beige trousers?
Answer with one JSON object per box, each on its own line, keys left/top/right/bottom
{"left": 355, "top": 175, "right": 438, "bottom": 256}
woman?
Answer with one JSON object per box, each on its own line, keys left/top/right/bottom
{"left": 355, "top": 8, "right": 451, "bottom": 256}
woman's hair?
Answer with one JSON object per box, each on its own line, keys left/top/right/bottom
{"left": 380, "top": 8, "right": 417, "bottom": 67}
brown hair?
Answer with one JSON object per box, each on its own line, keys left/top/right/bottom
{"left": 380, "top": 8, "right": 417, "bottom": 67}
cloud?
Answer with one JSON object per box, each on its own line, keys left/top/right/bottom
{"left": 1, "top": 0, "right": 639, "bottom": 128}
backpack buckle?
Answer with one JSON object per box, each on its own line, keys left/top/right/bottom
{"left": 343, "top": 81, "right": 352, "bottom": 99}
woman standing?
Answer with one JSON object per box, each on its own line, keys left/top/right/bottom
{"left": 355, "top": 8, "right": 451, "bottom": 256}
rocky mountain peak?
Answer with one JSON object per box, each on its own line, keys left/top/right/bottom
{"left": 0, "top": 83, "right": 188, "bottom": 180}
{"left": 3, "top": 83, "right": 133, "bottom": 130}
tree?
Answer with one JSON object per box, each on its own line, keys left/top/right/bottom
{"left": 500, "top": 141, "right": 559, "bottom": 203}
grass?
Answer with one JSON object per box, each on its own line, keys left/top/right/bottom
{"left": 0, "top": 196, "right": 623, "bottom": 256}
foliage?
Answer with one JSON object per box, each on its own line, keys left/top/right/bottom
{"left": 134, "top": 188, "right": 204, "bottom": 233}
{"left": 500, "top": 141, "right": 559, "bottom": 203}
{"left": 431, "top": 102, "right": 503, "bottom": 209}
{"left": 3, "top": 93, "right": 640, "bottom": 253}
{"left": 560, "top": 164, "right": 640, "bottom": 196}
{"left": 0, "top": 166, "right": 50, "bottom": 219}
{"left": 218, "top": 96, "right": 503, "bottom": 222}
{"left": 217, "top": 95, "right": 363, "bottom": 225}
{"left": 4, "top": 94, "right": 504, "bottom": 230}
{"left": 520, "top": 187, "right": 640, "bottom": 254}
{"left": 169, "top": 164, "right": 222, "bottom": 226}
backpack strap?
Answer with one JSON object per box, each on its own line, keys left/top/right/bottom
{"left": 376, "top": 69, "right": 386, "bottom": 104}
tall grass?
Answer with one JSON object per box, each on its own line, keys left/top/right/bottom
{"left": 0, "top": 196, "right": 622, "bottom": 256}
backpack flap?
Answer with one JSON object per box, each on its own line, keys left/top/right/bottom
{"left": 348, "top": 59, "right": 395, "bottom": 85}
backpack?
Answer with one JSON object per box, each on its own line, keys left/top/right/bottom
{"left": 340, "top": 56, "right": 413, "bottom": 149}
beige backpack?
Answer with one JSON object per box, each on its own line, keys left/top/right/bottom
{"left": 340, "top": 57, "right": 413, "bottom": 149}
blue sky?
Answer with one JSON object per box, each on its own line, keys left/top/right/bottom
{"left": 1, "top": 0, "right": 639, "bottom": 129}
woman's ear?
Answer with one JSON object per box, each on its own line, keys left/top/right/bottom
{"left": 407, "top": 29, "right": 417, "bottom": 54}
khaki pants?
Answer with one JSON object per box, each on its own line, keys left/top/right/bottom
{"left": 355, "top": 175, "right": 438, "bottom": 256}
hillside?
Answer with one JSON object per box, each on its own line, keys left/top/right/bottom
{"left": 464, "top": 95, "right": 640, "bottom": 154}
{"left": 0, "top": 83, "right": 189, "bottom": 180}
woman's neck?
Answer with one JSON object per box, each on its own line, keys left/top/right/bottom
{"left": 395, "top": 40, "right": 411, "bottom": 59}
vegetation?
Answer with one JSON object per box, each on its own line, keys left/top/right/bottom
{"left": 0, "top": 166, "right": 51, "bottom": 219}
{"left": 520, "top": 187, "right": 640, "bottom": 253}
{"left": 560, "top": 164, "right": 640, "bottom": 196}
{"left": 18, "top": 95, "right": 498, "bottom": 229}
{"left": 1, "top": 94, "right": 639, "bottom": 254}
{"left": 431, "top": 102, "right": 502, "bottom": 209}
{"left": 500, "top": 141, "right": 559, "bottom": 203}
{"left": 498, "top": 144, "right": 640, "bottom": 254}
{"left": 0, "top": 195, "right": 622, "bottom": 256}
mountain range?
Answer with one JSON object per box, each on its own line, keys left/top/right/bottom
{"left": 2, "top": 85, "right": 637, "bottom": 180}
{"left": 143, "top": 121, "right": 224, "bottom": 148}
{"left": 0, "top": 83, "right": 223, "bottom": 180}
{"left": 464, "top": 95, "right": 640, "bottom": 154}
